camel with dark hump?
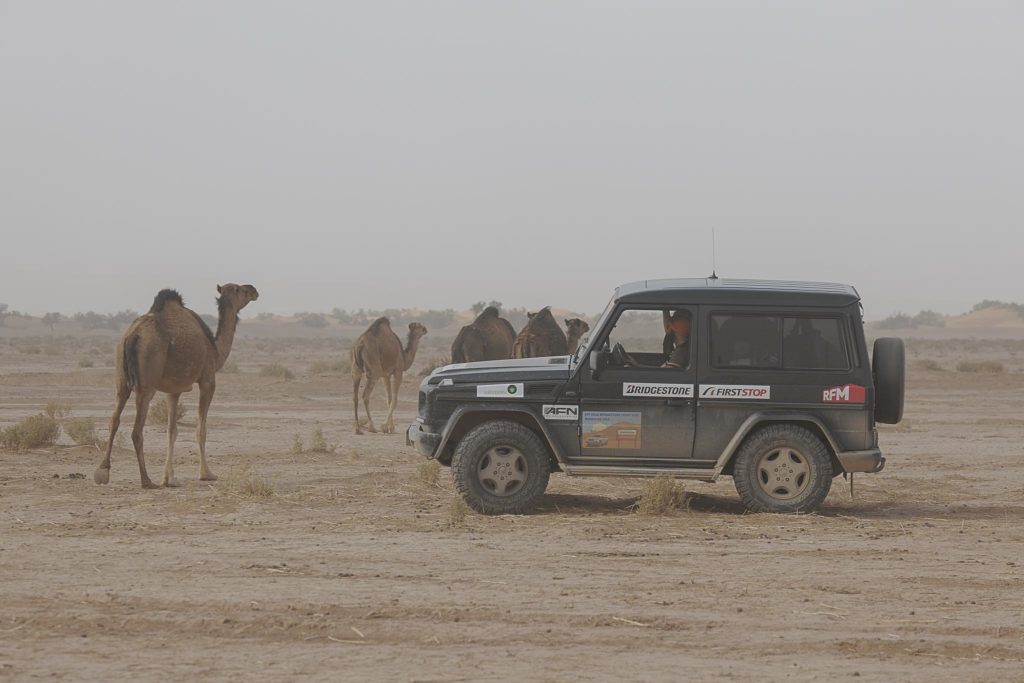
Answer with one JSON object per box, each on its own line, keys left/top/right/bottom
{"left": 351, "top": 318, "right": 428, "bottom": 434}
{"left": 94, "top": 284, "right": 259, "bottom": 488}
{"left": 451, "top": 306, "right": 517, "bottom": 363}
{"left": 564, "top": 318, "right": 591, "bottom": 353}
{"left": 512, "top": 307, "right": 568, "bottom": 358}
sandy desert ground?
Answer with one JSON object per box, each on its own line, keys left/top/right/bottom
{"left": 1, "top": 331, "right": 1023, "bottom": 682}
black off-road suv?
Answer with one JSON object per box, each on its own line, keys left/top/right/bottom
{"left": 407, "top": 279, "right": 904, "bottom": 514}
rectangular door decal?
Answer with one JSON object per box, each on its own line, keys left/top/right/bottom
{"left": 582, "top": 411, "right": 642, "bottom": 450}
{"left": 699, "top": 384, "right": 771, "bottom": 400}
{"left": 623, "top": 383, "right": 694, "bottom": 398}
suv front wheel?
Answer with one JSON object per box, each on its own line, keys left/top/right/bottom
{"left": 732, "top": 424, "right": 833, "bottom": 513}
{"left": 451, "top": 420, "right": 551, "bottom": 515}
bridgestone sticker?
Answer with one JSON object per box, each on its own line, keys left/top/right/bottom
{"left": 476, "top": 383, "right": 524, "bottom": 398}
{"left": 542, "top": 405, "right": 579, "bottom": 420}
{"left": 623, "top": 383, "right": 694, "bottom": 398}
{"left": 699, "top": 384, "right": 771, "bottom": 400}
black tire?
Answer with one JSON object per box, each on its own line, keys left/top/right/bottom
{"left": 732, "top": 424, "right": 833, "bottom": 513}
{"left": 450, "top": 420, "right": 551, "bottom": 515}
{"left": 873, "top": 337, "right": 905, "bottom": 424}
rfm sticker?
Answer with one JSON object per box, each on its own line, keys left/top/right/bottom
{"left": 823, "top": 384, "right": 866, "bottom": 403}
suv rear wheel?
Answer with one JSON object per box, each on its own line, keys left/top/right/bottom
{"left": 732, "top": 424, "right": 833, "bottom": 513}
{"left": 451, "top": 420, "right": 551, "bottom": 515}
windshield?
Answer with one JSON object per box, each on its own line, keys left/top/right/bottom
{"left": 574, "top": 296, "right": 616, "bottom": 362}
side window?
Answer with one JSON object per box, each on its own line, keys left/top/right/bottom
{"left": 605, "top": 308, "right": 692, "bottom": 369}
{"left": 782, "top": 317, "right": 849, "bottom": 370}
{"left": 711, "top": 315, "right": 781, "bottom": 369}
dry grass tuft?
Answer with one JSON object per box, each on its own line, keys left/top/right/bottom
{"left": 220, "top": 360, "right": 240, "bottom": 374}
{"left": 260, "top": 363, "right": 295, "bottom": 381}
{"left": 291, "top": 434, "right": 304, "bottom": 454}
{"left": 416, "top": 460, "right": 441, "bottom": 487}
{"left": 913, "top": 358, "right": 942, "bottom": 372}
{"left": 308, "top": 359, "right": 350, "bottom": 375}
{"left": 1, "top": 414, "right": 61, "bottom": 451}
{"left": 147, "top": 399, "right": 186, "bottom": 427}
{"left": 44, "top": 401, "right": 73, "bottom": 420}
{"left": 215, "top": 465, "right": 275, "bottom": 499}
{"left": 65, "top": 418, "right": 100, "bottom": 447}
{"left": 309, "top": 427, "right": 334, "bottom": 453}
{"left": 635, "top": 473, "right": 689, "bottom": 515}
{"left": 447, "top": 497, "right": 470, "bottom": 526}
{"left": 956, "top": 360, "right": 1004, "bottom": 373}
{"left": 77, "top": 357, "right": 95, "bottom": 368}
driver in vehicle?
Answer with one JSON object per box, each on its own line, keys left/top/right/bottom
{"left": 627, "top": 311, "right": 691, "bottom": 369}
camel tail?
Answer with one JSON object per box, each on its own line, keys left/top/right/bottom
{"left": 123, "top": 333, "right": 141, "bottom": 390}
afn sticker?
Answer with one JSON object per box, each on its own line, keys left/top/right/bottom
{"left": 623, "top": 383, "right": 694, "bottom": 398}
{"left": 542, "top": 405, "right": 579, "bottom": 420}
{"left": 700, "top": 384, "right": 771, "bottom": 400}
{"left": 477, "top": 383, "right": 524, "bottom": 398}
{"left": 823, "top": 384, "right": 866, "bottom": 403}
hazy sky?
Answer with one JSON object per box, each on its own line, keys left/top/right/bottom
{"left": 1, "top": 1, "right": 1021, "bottom": 318}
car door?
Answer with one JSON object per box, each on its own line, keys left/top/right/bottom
{"left": 577, "top": 305, "right": 697, "bottom": 464}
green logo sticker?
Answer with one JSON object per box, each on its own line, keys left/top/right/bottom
{"left": 507, "top": 385, "right": 518, "bottom": 395}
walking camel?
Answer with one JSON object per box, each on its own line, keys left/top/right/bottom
{"left": 94, "top": 284, "right": 259, "bottom": 488}
{"left": 351, "top": 317, "right": 428, "bottom": 434}
{"left": 512, "top": 307, "right": 568, "bottom": 358}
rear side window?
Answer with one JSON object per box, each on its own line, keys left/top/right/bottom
{"left": 711, "top": 314, "right": 850, "bottom": 371}
{"left": 782, "top": 317, "right": 849, "bottom": 370}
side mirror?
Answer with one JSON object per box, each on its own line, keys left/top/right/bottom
{"left": 589, "top": 349, "right": 608, "bottom": 378}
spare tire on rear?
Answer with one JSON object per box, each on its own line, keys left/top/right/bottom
{"left": 873, "top": 337, "right": 905, "bottom": 424}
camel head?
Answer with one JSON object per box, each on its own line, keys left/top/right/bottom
{"left": 565, "top": 318, "right": 590, "bottom": 337}
{"left": 216, "top": 283, "right": 259, "bottom": 312}
{"left": 407, "top": 322, "right": 428, "bottom": 341}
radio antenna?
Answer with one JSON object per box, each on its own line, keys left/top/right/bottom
{"left": 710, "top": 228, "right": 719, "bottom": 280}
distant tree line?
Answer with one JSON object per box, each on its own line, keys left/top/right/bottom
{"left": 972, "top": 300, "right": 1024, "bottom": 318}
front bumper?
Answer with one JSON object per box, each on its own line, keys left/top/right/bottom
{"left": 836, "top": 448, "right": 886, "bottom": 474}
{"left": 406, "top": 421, "right": 442, "bottom": 458}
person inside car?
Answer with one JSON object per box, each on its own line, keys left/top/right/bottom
{"left": 627, "top": 311, "right": 690, "bottom": 368}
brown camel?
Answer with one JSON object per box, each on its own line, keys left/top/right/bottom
{"left": 450, "top": 306, "right": 517, "bottom": 363}
{"left": 512, "top": 307, "right": 568, "bottom": 358}
{"left": 564, "top": 318, "right": 591, "bottom": 353}
{"left": 94, "top": 284, "right": 259, "bottom": 488}
{"left": 351, "top": 318, "right": 428, "bottom": 434}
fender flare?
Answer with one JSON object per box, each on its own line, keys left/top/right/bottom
{"left": 712, "top": 411, "right": 843, "bottom": 477}
{"left": 436, "top": 404, "right": 568, "bottom": 465}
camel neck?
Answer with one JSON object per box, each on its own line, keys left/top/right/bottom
{"left": 214, "top": 307, "right": 240, "bottom": 369}
{"left": 402, "top": 334, "right": 422, "bottom": 372}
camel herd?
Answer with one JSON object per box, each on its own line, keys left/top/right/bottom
{"left": 94, "top": 285, "right": 589, "bottom": 489}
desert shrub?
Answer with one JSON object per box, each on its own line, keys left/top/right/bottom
{"left": 416, "top": 460, "right": 441, "bottom": 487}
{"left": 876, "top": 313, "right": 914, "bottom": 330}
{"left": 308, "top": 359, "right": 350, "bottom": 375}
{"left": 972, "top": 300, "right": 1024, "bottom": 318}
{"left": 1, "top": 414, "right": 61, "bottom": 451}
{"left": 260, "top": 364, "right": 294, "bottom": 380}
{"left": 147, "top": 399, "right": 186, "bottom": 426}
{"left": 419, "top": 355, "right": 450, "bottom": 377}
{"left": 220, "top": 360, "right": 240, "bottom": 374}
{"left": 911, "top": 310, "right": 945, "bottom": 327}
{"left": 291, "top": 434, "right": 303, "bottom": 454}
{"left": 913, "top": 358, "right": 942, "bottom": 371}
{"left": 447, "top": 497, "right": 469, "bottom": 527}
{"left": 298, "top": 313, "right": 329, "bottom": 328}
{"left": 635, "top": 474, "right": 689, "bottom": 515}
{"left": 956, "top": 360, "right": 1004, "bottom": 373}
{"left": 216, "top": 465, "right": 274, "bottom": 498}
{"left": 65, "top": 418, "right": 99, "bottom": 446}
{"left": 78, "top": 357, "right": 95, "bottom": 368}
{"left": 44, "top": 401, "right": 73, "bottom": 420}
{"left": 309, "top": 427, "right": 330, "bottom": 453}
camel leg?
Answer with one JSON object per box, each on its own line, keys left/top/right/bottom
{"left": 161, "top": 393, "right": 181, "bottom": 488}
{"left": 95, "top": 383, "right": 131, "bottom": 485}
{"left": 131, "top": 388, "right": 159, "bottom": 489}
{"left": 362, "top": 375, "right": 380, "bottom": 433}
{"left": 197, "top": 381, "right": 217, "bottom": 481}
{"left": 353, "top": 372, "right": 363, "bottom": 435}
{"left": 384, "top": 372, "right": 401, "bottom": 433}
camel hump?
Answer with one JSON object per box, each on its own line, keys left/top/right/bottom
{"left": 150, "top": 289, "right": 184, "bottom": 314}
{"left": 368, "top": 317, "right": 392, "bottom": 335}
{"left": 477, "top": 306, "right": 500, "bottom": 321}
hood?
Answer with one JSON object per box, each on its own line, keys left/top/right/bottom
{"left": 427, "top": 356, "right": 572, "bottom": 384}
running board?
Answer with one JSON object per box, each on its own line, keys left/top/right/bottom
{"left": 564, "top": 465, "right": 719, "bottom": 481}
